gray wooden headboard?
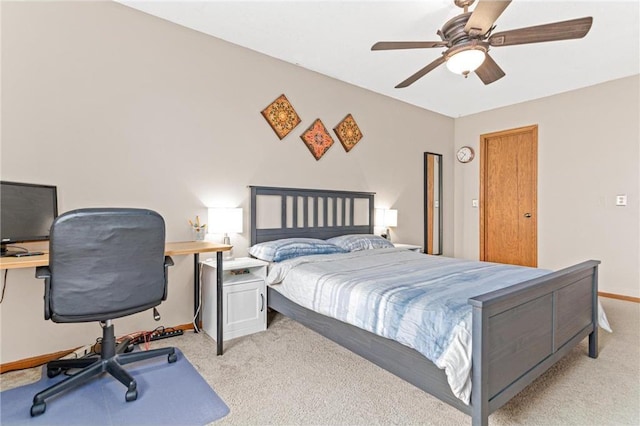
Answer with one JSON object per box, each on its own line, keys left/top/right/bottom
{"left": 249, "top": 186, "right": 375, "bottom": 246}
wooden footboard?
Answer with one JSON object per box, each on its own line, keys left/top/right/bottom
{"left": 468, "top": 260, "right": 600, "bottom": 426}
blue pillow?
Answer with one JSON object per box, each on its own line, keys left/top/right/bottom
{"left": 249, "top": 238, "right": 347, "bottom": 262}
{"left": 326, "top": 234, "right": 394, "bottom": 252}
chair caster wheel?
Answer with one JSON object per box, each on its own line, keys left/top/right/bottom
{"left": 125, "top": 389, "right": 138, "bottom": 402}
{"left": 47, "top": 367, "right": 62, "bottom": 378}
{"left": 168, "top": 353, "right": 177, "bottom": 363}
{"left": 31, "top": 402, "right": 46, "bottom": 417}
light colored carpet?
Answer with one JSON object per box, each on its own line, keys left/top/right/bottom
{"left": 2, "top": 297, "right": 638, "bottom": 425}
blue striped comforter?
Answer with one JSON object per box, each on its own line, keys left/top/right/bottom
{"left": 267, "top": 248, "right": 550, "bottom": 403}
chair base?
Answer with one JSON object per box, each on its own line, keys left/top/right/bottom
{"left": 31, "top": 323, "right": 177, "bottom": 417}
{"left": 44, "top": 337, "right": 134, "bottom": 378}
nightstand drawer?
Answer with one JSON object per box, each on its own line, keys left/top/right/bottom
{"left": 224, "top": 280, "right": 266, "bottom": 338}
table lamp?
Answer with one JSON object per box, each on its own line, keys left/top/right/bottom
{"left": 208, "top": 207, "right": 243, "bottom": 260}
{"left": 375, "top": 208, "right": 397, "bottom": 241}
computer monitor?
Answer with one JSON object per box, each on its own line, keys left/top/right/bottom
{"left": 1, "top": 181, "right": 58, "bottom": 257}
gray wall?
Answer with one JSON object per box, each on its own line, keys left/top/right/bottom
{"left": 454, "top": 75, "right": 640, "bottom": 299}
{"left": 0, "top": 1, "right": 453, "bottom": 363}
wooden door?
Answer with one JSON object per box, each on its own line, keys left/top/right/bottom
{"left": 480, "top": 125, "right": 538, "bottom": 267}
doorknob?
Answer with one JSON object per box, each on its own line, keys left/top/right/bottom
{"left": 524, "top": 213, "right": 532, "bottom": 218}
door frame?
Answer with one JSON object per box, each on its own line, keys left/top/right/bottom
{"left": 424, "top": 152, "right": 443, "bottom": 255}
{"left": 479, "top": 124, "right": 538, "bottom": 265}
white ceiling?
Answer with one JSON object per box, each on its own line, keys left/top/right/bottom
{"left": 119, "top": 0, "right": 639, "bottom": 118}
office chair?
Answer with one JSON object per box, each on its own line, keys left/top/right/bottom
{"left": 31, "top": 208, "right": 177, "bottom": 417}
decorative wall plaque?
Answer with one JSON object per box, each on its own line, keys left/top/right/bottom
{"left": 300, "top": 119, "right": 334, "bottom": 161}
{"left": 333, "top": 113, "right": 363, "bottom": 152}
{"left": 260, "top": 94, "right": 301, "bottom": 140}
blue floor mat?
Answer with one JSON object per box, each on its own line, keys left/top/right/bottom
{"left": 1, "top": 348, "right": 229, "bottom": 426}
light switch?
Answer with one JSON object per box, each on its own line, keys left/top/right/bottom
{"left": 472, "top": 199, "right": 478, "bottom": 208}
{"left": 616, "top": 195, "right": 627, "bottom": 206}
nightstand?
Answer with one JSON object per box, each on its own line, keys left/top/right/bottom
{"left": 201, "top": 257, "right": 268, "bottom": 341}
{"left": 393, "top": 243, "right": 423, "bottom": 253}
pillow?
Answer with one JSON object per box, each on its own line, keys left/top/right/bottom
{"left": 326, "top": 234, "right": 394, "bottom": 252}
{"left": 249, "top": 238, "right": 347, "bottom": 262}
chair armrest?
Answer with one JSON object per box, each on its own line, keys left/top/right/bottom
{"left": 35, "top": 267, "right": 52, "bottom": 320}
{"left": 162, "top": 256, "right": 174, "bottom": 301}
{"left": 35, "top": 266, "right": 51, "bottom": 279}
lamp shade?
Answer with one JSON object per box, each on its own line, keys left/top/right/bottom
{"left": 384, "top": 209, "right": 398, "bottom": 227}
{"left": 375, "top": 208, "right": 398, "bottom": 227}
{"left": 208, "top": 207, "right": 243, "bottom": 234}
{"left": 446, "top": 49, "right": 485, "bottom": 75}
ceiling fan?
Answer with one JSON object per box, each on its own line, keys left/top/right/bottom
{"left": 371, "top": 0, "right": 593, "bottom": 87}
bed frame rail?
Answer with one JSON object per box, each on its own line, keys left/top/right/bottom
{"left": 469, "top": 260, "right": 600, "bottom": 426}
{"left": 267, "top": 286, "right": 472, "bottom": 415}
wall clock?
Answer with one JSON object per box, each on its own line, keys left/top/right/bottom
{"left": 456, "top": 146, "right": 475, "bottom": 163}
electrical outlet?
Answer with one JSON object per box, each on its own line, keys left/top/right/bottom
{"left": 472, "top": 199, "right": 479, "bottom": 208}
{"left": 616, "top": 195, "right": 627, "bottom": 206}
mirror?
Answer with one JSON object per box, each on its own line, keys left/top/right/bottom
{"left": 424, "top": 152, "right": 443, "bottom": 255}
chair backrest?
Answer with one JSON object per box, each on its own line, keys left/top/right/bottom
{"left": 48, "top": 208, "right": 167, "bottom": 322}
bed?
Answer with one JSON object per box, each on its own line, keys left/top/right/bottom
{"left": 249, "top": 186, "right": 600, "bottom": 426}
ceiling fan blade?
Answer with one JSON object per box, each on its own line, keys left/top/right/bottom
{"left": 488, "top": 17, "right": 593, "bottom": 47}
{"left": 395, "top": 56, "right": 446, "bottom": 88}
{"left": 475, "top": 53, "right": 505, "bottom": 85}
{"left": 465, "top": 0, "right": 512, "bottom": 36}
{"left": 372, "top": 41, "right": 447, "bottom": 50}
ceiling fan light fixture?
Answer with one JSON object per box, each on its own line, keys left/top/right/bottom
{"left": 446, "top": 48, "right": 486, "bottom": 76}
